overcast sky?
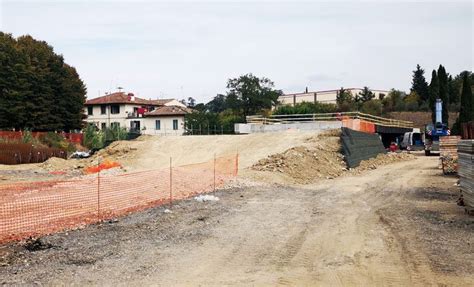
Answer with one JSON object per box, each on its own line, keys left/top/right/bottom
{"left": 1, "top": 0, "right": 472, "bottom": 102}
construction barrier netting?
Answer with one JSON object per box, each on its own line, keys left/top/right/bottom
{"left": 0, "top": 154, "right": 238, "bottom": 244}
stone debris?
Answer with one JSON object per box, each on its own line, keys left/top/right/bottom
{"left": 194, "top": 195, "right": 220, "bottom": 202}
{"left": 252, "top": 132, "right": 415, "bottom": 184}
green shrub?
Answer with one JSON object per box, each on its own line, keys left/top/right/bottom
{"left": 83, "top": 124, "right": 105, "bottom": 150}
{"left": 273, "top": 102, "right": 338, "bottom": 115}
{"left": 22, "top": 129, "right": 33, "bottom": 143}
{"left": 38, "top": 132, "right": 75, "bottom": 152}
{"left": 360, "top": 100, "right": 383, "bottom": 116}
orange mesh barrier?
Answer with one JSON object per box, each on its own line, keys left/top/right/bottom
{"left": 84, "top": 160, "right": 122, "bottom": 174}
{"left": 0, "top": 154, "right": 238, "bottom": 243}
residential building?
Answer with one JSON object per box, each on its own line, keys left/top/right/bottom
{"left": 278, "top": 88, "right": 390, "bottom": 106}
{"left": 84, "top": 92, "right": 188, "bottom": 135}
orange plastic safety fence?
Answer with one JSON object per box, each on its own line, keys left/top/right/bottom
{"left": 0, "top": 154, "right": 238, "bottom": 244}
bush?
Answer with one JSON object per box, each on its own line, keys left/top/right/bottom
{"left": 273, "top": 102, "right": 338, "bottom": 115}
{"left": 22, "top": 129, "right": 33, "bottom": 144}
{"left": 39, "top": 132, "right": 75, "bottom": 152}
{"left": 360, "top": 100, "right": 383, "bottom": 116}
{"left": 83, "top": 124, "right": 105, "bottom": 150}
{"left": 104, "top": 125, "right": 128, "bottom": 142}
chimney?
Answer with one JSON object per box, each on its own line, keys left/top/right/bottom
{"left": 305, "top": 87, "right": 308, "bottom": 93}
{"left": 128, "top": 93, "right": 135, "bottom": 101}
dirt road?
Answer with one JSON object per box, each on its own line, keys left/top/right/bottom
{"left": 1, "top": 155, "right": 473, "bottom": 286}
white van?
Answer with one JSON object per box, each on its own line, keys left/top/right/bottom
{"left": 401, "top": 130, "right": 424, "bottom": 151}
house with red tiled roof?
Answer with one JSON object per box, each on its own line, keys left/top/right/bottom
{"left": 84, "top": 92, "right": 188, "bottom": 135}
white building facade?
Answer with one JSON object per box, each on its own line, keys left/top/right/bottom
{"left": 84, "top": 92, "right": 188, "bottom": 135}
{"left": 278, "top": 88, "right": 390, "bottom": 106}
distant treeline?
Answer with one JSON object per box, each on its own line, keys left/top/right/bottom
{"left": 0, "top": 33, "right": 86, "bottom": 131}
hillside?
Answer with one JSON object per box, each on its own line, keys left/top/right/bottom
{"left": 388, "top": 112, "right": 459, "bottom": 129}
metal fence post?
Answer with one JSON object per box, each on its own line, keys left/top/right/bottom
{"left": 97, "top": 159, "right": 101, "bottom": 221}
{"left": 213, "top": 153, "right": 216, "bottom": 193}
{"left": 235, "top": 152, "right": 239, "bottom": 176}
{"left": 169, "top": 157, "right": 173, "bottom": 207}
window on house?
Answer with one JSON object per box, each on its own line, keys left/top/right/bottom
{"left": 101, "top": 105, "right": 107, "bottom": 115}
{"left": 101, "top": 122, "right": 106, "bottom": 130}
{"left": 173, "top": 119, "right": 178, "bottom": 130}
{"left": 111, "top": 105, "right": 120, "bottom": 114}
{"left": 155, "top": 120, "right": 161, "bottom": 130}
{"left": 111, "top": 122, "right": 120, "bottom": 129}
{"left": 87, "top": 106, "right": 93, "bottom": 115}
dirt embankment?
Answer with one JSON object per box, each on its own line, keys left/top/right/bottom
{"left": 251, "top": 131, "right": 415, "bottom": 184}
{"left": 389, "top": 111, "right": 459, "bottom": 129}
{"left": 0, "top": 131, "right": 320, "bottom": 183}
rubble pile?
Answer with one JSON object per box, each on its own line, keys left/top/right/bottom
{"left": 252, "top": 133, "right": 345, "bottom": 183}
{"left": 252, "top": 132, "right": 416, "bottom": 183}
{"left": 353, "top": 152, "right": 416, "bottom": 172}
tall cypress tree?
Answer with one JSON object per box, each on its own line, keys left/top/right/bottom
{"left": 429, "top": 70, "right": 439, "bottom": 124}
{"left": 459, "top": 71, "right": 473, "bottom": 124}
{"left": 437, "top": 65, "right": 449, "bottom": 124}
{"left": 410, "top": 64, "right": 429, "bottom": 104}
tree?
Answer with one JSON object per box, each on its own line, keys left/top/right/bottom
{"left": 382, "top": 89, "right": 405, "bottom": 113}
{"left": 206, "top": 94, "right": 227, "bottom": 113}
{"left": 0, "top": 33, "right": 86, "bottom": 131}
{"left": 273, "top": 102, "right": 337, "bottom": 115}
{"left": 410, "top": 64, "right": 429, "bottom": 104}
{"left": 459, "top": 71, "right": 473, "bottom": 124}
{"left": 336, "top": 87, "right": 353, "bottom": 105}
{"left": 356, "top": 86, "right": 375, "bottom": 103}
{"left": 187, "top": 97, "right": 196, "bottom": 108}
{"left": 360, "top": 99, "right": 382, "bottom": 116}
{"left": 226, "top": 73, "right": 282, "bottom": 118}
{"left": 0, "top": 33, "right": 31, "bottom": 129}
{"left": 437, "top": 65, "right": 449, "bottom": 124}
{"left": 403, "top": 92, "right": 420, "bottom": 111}
{"left": 449, "top": 71, "right": 474, "bottom": 107}
{"left": 429, "top": 70, "right": 439, "bottom": 124}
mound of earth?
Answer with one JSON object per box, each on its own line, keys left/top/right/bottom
{"left": 252, "top": 133, "right": 345, "bottom": 183}
{"left": 252, "top": 132, "right": 416, "bottom": 184}
{"left": 95, "top": 142, "right": 137, "bottom": 160}
{"left": 353, "top": 152, "right": 416, "bottom": 173}
{"left": 39, "top": 157, "right": 83, "bottom": 171}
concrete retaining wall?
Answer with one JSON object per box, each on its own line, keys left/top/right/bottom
{"left": 235, "top": 121, "right": 342, "bottom": 134}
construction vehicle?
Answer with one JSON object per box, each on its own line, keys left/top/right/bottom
{"left": 424, "top": 99, "right": 450, "bottom": 156}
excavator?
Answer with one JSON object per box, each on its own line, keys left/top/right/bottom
{"left": 424, "top": 98, "right": 450, "bottom": 156}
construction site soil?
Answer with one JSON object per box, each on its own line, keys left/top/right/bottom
{"left": 0, "top": 131, "right": 414, "bottom": 184}
{"left": 1, "top": 155, "right": 472, "bottom": 286}
{"left": 251, "top": 131, "right": 415, "bottom": 183}
{"left": 0, "top": 131, "right": 472, "bottom": 285}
